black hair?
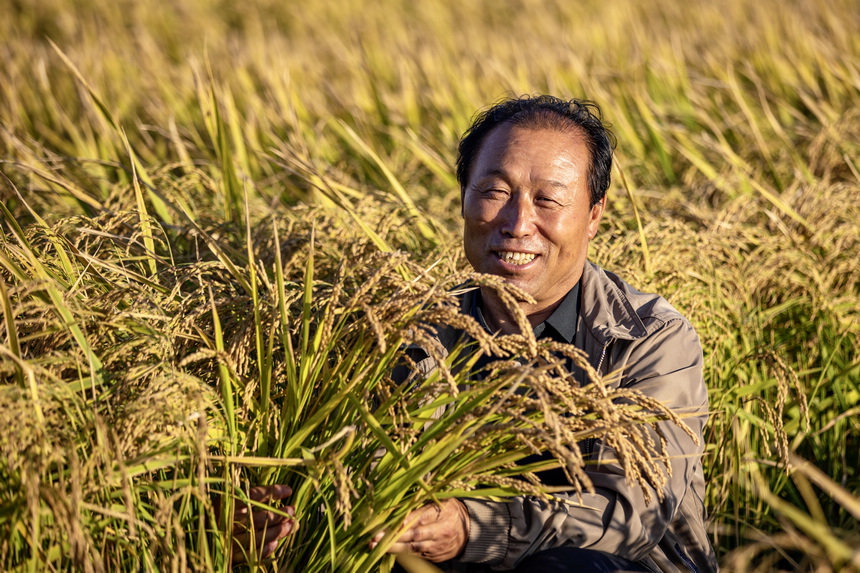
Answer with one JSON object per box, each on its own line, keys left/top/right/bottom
{"left": 456, "top": 94, "right": 616, "bottom": 207}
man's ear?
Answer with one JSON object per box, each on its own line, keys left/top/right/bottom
{"left": 586, "top": 196, "right": 606, "bottom": 240}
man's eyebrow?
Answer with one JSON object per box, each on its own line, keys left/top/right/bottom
{"left": 542, "top": 179, "right": 567, "bottom": 189}
{"left": 474, "top": 169, "right": 566, "bottom": 189}
{"left": 474, "top": 168, "right": 508, "bottom": 181}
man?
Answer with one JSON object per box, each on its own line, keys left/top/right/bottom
{"left": 376, "top": 95, "right": 717, "bottom": 572}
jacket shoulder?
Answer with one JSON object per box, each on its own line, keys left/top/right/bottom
{"left": 587, "top": 263, "right": 693, "bottom": 339}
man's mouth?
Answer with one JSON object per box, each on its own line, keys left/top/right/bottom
{"left": 496, "top": 251, "right": 537, "bottom": 265}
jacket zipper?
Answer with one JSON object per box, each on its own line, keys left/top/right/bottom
{"left": 595, "top": 337, "right": 614, "bottom": 374}
{"left": 585, "top": 338, "right": 615, "bottom": 459}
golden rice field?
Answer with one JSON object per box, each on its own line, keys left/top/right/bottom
{"left": 1, "top": 0, "right": 859, "bottom": 570}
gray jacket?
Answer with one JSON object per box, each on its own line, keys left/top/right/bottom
{"left": 412, "top": 262, "right": 717, "bottom": 572}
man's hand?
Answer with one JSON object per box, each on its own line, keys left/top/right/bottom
{"left": 370, "top": 499, "right": 470, "bottom": 563}
{"left": 229, "top": 484, "right": 297, "bottom": 565}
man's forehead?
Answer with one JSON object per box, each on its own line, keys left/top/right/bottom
{"left": 470, "top": 125, "right": 587, "bottom": 177}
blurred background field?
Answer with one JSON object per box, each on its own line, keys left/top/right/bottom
{"left": 1, "top": 0, "right": 859, "bottom": 570}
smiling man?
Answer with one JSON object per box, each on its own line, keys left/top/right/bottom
{"left": 460, "top": 114, "right": 604, "bottom": 334}
{"left": 382, "top": 96, "right": 718, "bottom": 573}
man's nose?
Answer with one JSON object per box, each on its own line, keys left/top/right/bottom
{"left": 499, "top": 195, "right": 535, "bottom": 237}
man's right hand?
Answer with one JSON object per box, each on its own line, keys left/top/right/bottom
{"left": 369, "top": 498, "right": 470, "bottom": 562}
{"left": 228, "top": 484, "right": 297, "bottom": 565}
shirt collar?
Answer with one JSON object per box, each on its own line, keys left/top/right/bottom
{"left": 542, "top": 281, "right": 579, "bottom": 343}
{"left": 471, "top": 281, "right": 580, "bottom": 344}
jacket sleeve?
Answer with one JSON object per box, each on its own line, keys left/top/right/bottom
{"left": 458, "top": 318, "right": 709, "bottom": 568}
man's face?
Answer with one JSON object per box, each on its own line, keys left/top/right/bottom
{"left": 461, "top": 122, "right": 605, "bottom": 313}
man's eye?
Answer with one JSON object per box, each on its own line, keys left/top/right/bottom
{"left": 536, "top": 196, "right": 559, "bottom": 206}
{"left": 482, "top": 188, "right": 507, "bottom": 198}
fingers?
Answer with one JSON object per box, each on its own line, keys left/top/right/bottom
{"left": 251, "top": 508, "right": 285, "bottom": 529}
{"left": 233, "top": 519, "right": 291, "bottom": 551}
{"left": 254, "top": 505, "right": 295, "bottom": 527}
{"left": 367, "top": 509, "right": 424, "bottom": 551}
{"left": 382, "top": 519, "right": 435, "bottom": 556}
{"left": 234, "top": 506, "right": 279, "bottom": 526}
{"left": 234, "top": 484, "right": 294, "bottom": 527}
{"left": 369, "top": 530, "right": 385, "bottom": 549}
{"left": 228, "top": 484, "right": 297, "bottom": 565}
{"left": 235, "top": 505, "right": 296, "bottom": 531}
{"left": 232, "top": 514, "right": 297, "bottom": 565}
{"left": 249, "top": 484, "right": 293, "bottom": 502}
{"left": 256, "top": 516, "right": 296, "bottom": 545}
{"left": 368, "top": 534, "right": 411, "bottom": 555}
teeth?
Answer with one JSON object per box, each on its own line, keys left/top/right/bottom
{"left": 498, "top": 251, "right": 536, "bottom": 265}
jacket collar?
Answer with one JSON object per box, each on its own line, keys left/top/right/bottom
{"left": 579, "top": 261, "right": 648, "bottom": 344}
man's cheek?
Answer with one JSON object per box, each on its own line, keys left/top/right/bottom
{"left": 466, "top": 199, "right": 501, "bottom": 223}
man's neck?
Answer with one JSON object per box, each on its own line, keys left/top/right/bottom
{"left": 479, "top": 287, "right": 564, "bottom": 335}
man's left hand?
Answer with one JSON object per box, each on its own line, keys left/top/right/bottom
{"left": 370, "top": 499, "right": 470, "bottom": 562}
{"left": 228, "top": 484, "right": 297, "bottom": 565}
